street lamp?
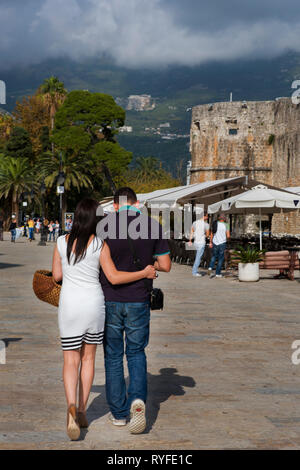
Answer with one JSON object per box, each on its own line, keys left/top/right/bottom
{"left": 57, "top": 152, "right": 65, "bottom": 236}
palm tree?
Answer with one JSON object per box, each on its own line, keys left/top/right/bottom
{"left": 39, "top": 77, "right": 67, "bottom": 154}
{"left": 38, "top": 152, "right": 93, "bottom": 224}
{"left": 0, "top": 156, "right": 39, "bottom": 220}
{"left": 126, "top": 156, "right": 179, "bottom": 193}
{"left": 134, "top": 157, "right": 162, "bottom": 180}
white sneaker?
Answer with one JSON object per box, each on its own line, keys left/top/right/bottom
{"left": 216, "top": 274, "right": 223, "bottom": 278}
{"left": 192, "top": 273, "right": 202, "bottom": 277}
{"left": 208, "top": 267, "right": 212, "bottom": 271}
{"left": 108, "top": 412, "right": 127, "bottom": 426}
{"left": 129, "top": 399, "right": 146, "bottom": 434}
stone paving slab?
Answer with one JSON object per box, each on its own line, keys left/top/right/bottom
{"left": 1, "top": 233, "right": 300, "bottom": 449}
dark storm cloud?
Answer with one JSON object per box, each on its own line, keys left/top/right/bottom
{"left": 162, "top": 0, "right": 300, "bottom": 30}
{"left": 0, "top": 0, "right": 300, "bottom": 69}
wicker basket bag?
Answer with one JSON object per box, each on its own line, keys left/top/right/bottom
{"left": 32, "top": 270, "right": 61, "bottom": 307}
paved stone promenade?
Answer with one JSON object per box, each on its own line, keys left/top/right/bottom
{"left": 1, "top": 233, "right": 300, "bottom": 449}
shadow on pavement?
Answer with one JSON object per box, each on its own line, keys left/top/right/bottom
{"left": 145, "top": 368, "right": 196, "bottom": 433}
{"left": 2, "top": 337, "right": 23, "bottom": 347}
{"left": 0, "top": 263, "right": 24, "bottom": 269}
{"left": 86, "top": 368, "right": 196, "bottom": 435}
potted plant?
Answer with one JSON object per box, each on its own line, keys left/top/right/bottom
{"left": 232, "top": 245, "right": 265, "bottom": 282}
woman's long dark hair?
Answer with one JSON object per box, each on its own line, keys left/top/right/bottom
{"left": 67, "top": 198, "right": 99, "bottom": 264}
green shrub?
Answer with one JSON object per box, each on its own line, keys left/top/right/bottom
{"left": 232, "top": 245, "right": 265, "bottom": 263}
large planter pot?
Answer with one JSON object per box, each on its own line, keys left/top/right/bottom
{"left": 238, "top": 262, "right": 260, "bottom": 282}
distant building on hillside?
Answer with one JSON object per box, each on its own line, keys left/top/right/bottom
{"left": 119, "top": 125, "right": 133, "bottom": 133}
{"left": 189, "top": 98, "right": 300, "bottom": 235}
{"left": 126, "top": 94, "right": 155, "bottom": 111}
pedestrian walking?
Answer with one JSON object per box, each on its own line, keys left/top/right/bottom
{"left": 188, "top": 212, "right": 210, "bottom": 277}
{"left": 48, "top": 221, "right": 55, "bottom": 242}
{"left": 54, "top": 220, "right": 60, "bottom": 241}
{"left": 208, "top": 213, "right": 230, "bottom": 278}
{"left": 9, "top": 218, "right": 17, "bottom": 243}
{"left": 51, "top": 198, "right": 156, "bottom": 441}
{"left": 36, "top": 218, "right": 41, "bottom": 234}
{"left": 28, "top": 217, "right": 35, "bottom": 242}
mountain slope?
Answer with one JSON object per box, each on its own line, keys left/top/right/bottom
{"left": 1, "top": 52, "right": 300, "bottom": 175}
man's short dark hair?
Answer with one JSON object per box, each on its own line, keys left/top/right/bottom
{"left": 114, "top": 187, "right": 137, "bottom": 205}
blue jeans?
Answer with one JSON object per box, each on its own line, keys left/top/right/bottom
{"left": 104, "top": 301, "right": 150, "bottom": 419}
{"left": 29, "top": 227, "right": 34, "bottom": 240}
{"left": 48, "top": 231, "right": 55, "bottom": 241}
{"left": 10, "top": 229, "right": 16, "bottom": 242}
{"left": 209, "top": 242, "right": 226, "bottom": 275}
{"left": 192, "top": 243, "right": 206, "bottom": 275}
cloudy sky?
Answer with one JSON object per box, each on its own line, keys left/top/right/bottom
{"left": 1, "top": 0, "right": 300, "bottom": 69}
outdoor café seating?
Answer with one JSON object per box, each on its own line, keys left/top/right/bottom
{"left": 169, "top": 236, "right": 300, "bottom": 279}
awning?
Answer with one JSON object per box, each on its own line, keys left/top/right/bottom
{"left": 99, "top": 177, "right": 248, "bottom": 211}
{"left": 139, "top": 176, "right": 248, "bottom": 207}
{"left": 285, "top": 187, "right": 300, "bottom": 195}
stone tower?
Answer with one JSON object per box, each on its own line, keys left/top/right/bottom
{"left": 190, "top": 98, "right": 300, "bottom": 235}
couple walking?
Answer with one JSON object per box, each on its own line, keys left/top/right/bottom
{"left": 52, "top": 187, "right": 171, "bottom": 440}
{"left": 189, "top": 212, "right": 230, "bottom": 278}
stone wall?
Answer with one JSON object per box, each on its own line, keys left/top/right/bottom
{"left": 272, "top": 99, "right": 300, "bottom": 235}
{"left": 190, "top": 98, "right": 300, "bottom": 235}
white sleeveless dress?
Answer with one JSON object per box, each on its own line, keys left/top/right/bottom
{"left": 57, "top": 235, "right": 105, "bottom": 350}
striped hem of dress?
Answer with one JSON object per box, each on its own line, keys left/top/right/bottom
{"left": 60, "top": 331, "right": 104, "bottom": 350}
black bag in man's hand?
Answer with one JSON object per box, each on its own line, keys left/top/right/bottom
{"left": 150, "top": 287, "right": 164, "bottom": 310}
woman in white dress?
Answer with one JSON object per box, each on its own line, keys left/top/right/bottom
{"left": 52, "top": 198, "right": 156, "bottom": 440}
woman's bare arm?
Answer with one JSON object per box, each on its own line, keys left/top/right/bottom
{"left": 100, "top": 242, "right": 156, "bottom": 285}
{"left": 52, "top": 245, "right": 63, "bottom": 282}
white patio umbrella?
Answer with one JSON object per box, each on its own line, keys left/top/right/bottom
{"left": 208, "top": 184, "right": 300, "bottom": 249}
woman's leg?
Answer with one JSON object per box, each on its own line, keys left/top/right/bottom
{"left": 63, "top": 349, "right": 81, "bottom": 407}
{"left": 78, "top": 343, "right": 97, "bottom": 412}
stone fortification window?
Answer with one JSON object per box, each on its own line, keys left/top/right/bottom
{"left": 229, "top": 128, "right": 238, "bottom": 135}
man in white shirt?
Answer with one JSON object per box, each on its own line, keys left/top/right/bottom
{"left": 188, "top": 213, "right": 210, "bottom": 277}
{"left": 208, "top": 213, "right": 230, "bottom": 278}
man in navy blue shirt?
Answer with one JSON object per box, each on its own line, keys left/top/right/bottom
{"left": 99, "top": 187, "right": 171, "bottom": 434}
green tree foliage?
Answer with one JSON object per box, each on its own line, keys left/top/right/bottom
{"left": 125, "top": 156, "right": 180, "bottom": 193}
{"left": 6, "top": 127, "right": 34, "bottom": 161}
{"left": 52, "top": 90, "right": 131, "bottom": 187}
{"left": 38, "top": 152, "right": 92, "bottom": 192}
{"left": 0, "top": 155, "right": 39, "bottom": 219}
{"left": 37, "top": 151, "right": 93, "bottom": 223}
{"left": 13, "top": 94, "right": 51, "bottom": 156}
{"left": 92, "top": 141, "right": 132, "bottom": 174}
{"left": 53, "top": 90, "right": 125, "bottom": 141}
{"left": 39, "top": 76, "right": 67, "bottom": 131}
{"left": 40, "top": 126, "right": 51, "bottom": 153}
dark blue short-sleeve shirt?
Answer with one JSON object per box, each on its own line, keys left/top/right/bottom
{"left": 99, "top": 207, "right": 170, "bottom": 302}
